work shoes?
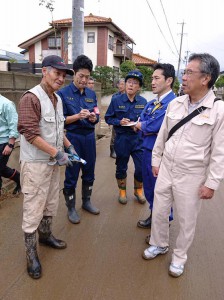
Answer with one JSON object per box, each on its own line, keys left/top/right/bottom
{"left": 137, "top": 216, "right": 151, "bottom": 229}
{"left": 169, "top": 263, "right": 184, "bottom": 277}
{"left": 142, "top": 245, "right": 169, "bottom": 260}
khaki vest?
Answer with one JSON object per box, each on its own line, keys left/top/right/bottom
{"left": 20, "top": 85, "right": 64, "bottom": 163}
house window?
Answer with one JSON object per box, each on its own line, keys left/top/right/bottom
{"left": 48, "top": 36, "right": 61, "bottom": 49}
{"left": 108, "top": 35, "right": 114, "bottom": 51}
{"left": 87, "top": 32, "right": 95, "bottom": 43}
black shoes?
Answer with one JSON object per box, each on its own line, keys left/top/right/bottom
{"left": 137, "top": 216, "right": 151, "bottom": 229}
{"left": 39, "top": 234, "right": 67, "bottom": 249}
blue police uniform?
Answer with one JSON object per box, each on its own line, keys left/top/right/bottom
{"left": 105, "top": 93, "right": 147, "bottom": 181}
{"left": 140, "top": 91, "right": 176, "bottom": 216}
{"left": 57, "top": 82, "right": 99, "bottom": 189}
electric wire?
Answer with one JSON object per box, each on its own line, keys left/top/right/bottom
{"left": 145, "top": 0, "right": 178, "bottom": 58}
{"left": 159, "top": 0, "right": 179, "bottom": 55}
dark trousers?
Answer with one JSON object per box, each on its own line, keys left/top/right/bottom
{"left": 114, "top": 133, "right": 143, "bottom": 182}
{"left": 0, "top": 143, "right": 16, "bottom": 188}
{"left": 142, "top": 148, "right": 173, "bottom": 221}
{"left": 64, "top": 132, "right": 96, "bottom": 189}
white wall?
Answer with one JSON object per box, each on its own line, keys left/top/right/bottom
{"left": 84, "top": 26, "right": 98, "bottom": 68}
{"left": 35, "top": 41, "right": 42, "bottom": 63}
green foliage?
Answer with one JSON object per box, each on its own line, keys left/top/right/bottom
{"left": 137, "top": 66, "right": 153, "bottom": 90}
{"left": 39, "top": 0, "right": 55, "bottom": 12}
{"left": 173, "top": 77, "right": 180, "bottom": 95}
{"left": 120, "top": 61, "right": 136, "bottom": 78}
{"left": 92, "top": 66, "right": 119, "bottom": 95}
{"left": 215, "top": 75, "right": 224, "bottom": 88}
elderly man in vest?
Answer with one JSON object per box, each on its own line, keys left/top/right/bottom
{"left": 18, "top": 55, "right": 76, "bottom": 279}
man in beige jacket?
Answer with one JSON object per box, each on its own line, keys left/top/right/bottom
{"left": 142, "top": 53, "right": 224, "bottom": 277}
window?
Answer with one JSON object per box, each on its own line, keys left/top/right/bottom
{"left": 87, "top": 32, "right": 95, "bottom": 43}
{"left": 108, "top": 35, "right": 114, "bottom": 51}
{"left": 48, "top": 36, "right": 61, "bottom": 49}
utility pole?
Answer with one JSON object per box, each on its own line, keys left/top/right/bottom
{"left": 72, "top": 0, "right": 84, "bottom": 62}
{"left": 177, "top": 21, "right": 185, "bottom": 79}
{"left": 158, "top": 50, "right": 161, "bottom": 62}
{"left": 184, "top": 50, "right": 190, "bottom": 67}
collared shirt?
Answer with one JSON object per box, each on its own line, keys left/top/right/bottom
{"left": 0, "top": 94, "right": 19, "bottom": 144}
{"left": 105, "top": 93, "right": 147, "bottom": 134}
{"left": 57, "top": 82, "right": 99, "bottom": 133}
{"left": 140, "top": 91, "right": 176, "bottom": 150}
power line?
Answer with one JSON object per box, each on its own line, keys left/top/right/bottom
{"left": 145, "top": 0, "right": 178, "bottom": 58}
{"left": 159, "top": 0, "right": 179, "bottom": 56}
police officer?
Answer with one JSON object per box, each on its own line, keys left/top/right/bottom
{"left": 57, "top": 55, "right": 100, "bottom": 224}
{"left": 105, "top": 70, "right": 147, "bottom": 204}
{"left": 136, "top": 63, "right": 176, "bottom": 232}
{"left": 110, "top": 78, "right": 126, "bottom": 159}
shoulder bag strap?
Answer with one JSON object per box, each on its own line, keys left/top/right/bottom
{"left": 166, "top": 97, "right": 221, "bottom": 142}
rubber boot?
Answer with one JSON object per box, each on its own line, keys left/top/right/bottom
{"left": 63, "top": 188, "right": 80, "bottom": 224}
{"left": 134, "top": 179, "right": 146, "bottom": 204}
{"left": 82, "top": 183, "right": 100, "bottom": 214}
{"left": 11, "top": 170, "right": 21, "bottom": 194}
{"left": 117, "top": 178, "right": 127, "bottom": 204}
{"left": 38, "top": 216, "right": 67, "bottom": 249}
{"left": 110, "top": 145, "right": 116, "bottom": 159}
{"left": 24, "top": 231, "right": 42, "bottom": 279}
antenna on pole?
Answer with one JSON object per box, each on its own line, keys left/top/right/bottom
{"left": 177, "top": 21, "right": 186, "bottom": 79}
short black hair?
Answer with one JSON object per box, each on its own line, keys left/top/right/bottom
{"left": 72, "top": 55, "right": 93, "bottom": 73}
{"left": 153, "top": 63, "right": 176, "bottom": 88}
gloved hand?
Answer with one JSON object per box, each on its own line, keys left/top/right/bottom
{"left": 55, "top": 151, "right": 73, "bottom": 167}
{"left": 66, "top": 144, "right": 78, "bottom": 156}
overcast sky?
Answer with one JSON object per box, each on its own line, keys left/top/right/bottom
{"left": 1, "top": 0, "right": 224, "bottom": 70}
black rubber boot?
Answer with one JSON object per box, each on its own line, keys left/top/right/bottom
{"left": 110, "top": 145, "right": 116, "bottom": 159}
{"left": 63, "top": 188, "right": 80, "bottom": 224}
{"left": 38, "top": 216, "right": 67, "bottom": 249}
{"left": 11, "top": 170, "right": 21, "bottom": 194}
{"left": 82, "top": 183, "right": 100, "bottom": 215}
{"left": 24, "top": 231, "right": 42, "bottom": 279}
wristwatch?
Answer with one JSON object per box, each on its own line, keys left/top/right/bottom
{"left": 8, "top": 143, "right": 15, "bottom": 149}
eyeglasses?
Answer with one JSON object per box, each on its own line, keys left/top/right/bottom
{"left": 182, "top": 69, "right": 206, "bottom": 77}
{"left": 126, "top": 80, "right": 139, "bottom": 85}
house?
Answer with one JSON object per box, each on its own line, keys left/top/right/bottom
{"left": 0, "top": 49, "right": 27, "bottom": 63}
{"left": 132, "top": 53, "right": 156, "bottom": 67}
{"left": 18, "top": 14, "right": 136, "bottom": 71}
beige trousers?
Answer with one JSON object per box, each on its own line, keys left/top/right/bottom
{"left": 150, "top": 161, "right": 205, "bottom": 265}
{"left": 21, "top": 161, "right": 60, "bottom": 233}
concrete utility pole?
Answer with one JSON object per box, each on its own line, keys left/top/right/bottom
{"left": 72, "top": 0, "right": 84, "bottom": 62}
{"left": 177, "top": 21, "right": 185, "bottom": 79}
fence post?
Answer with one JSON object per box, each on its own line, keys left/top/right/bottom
{"left": 31, "top": 62, "right": 35, "bottom": 74}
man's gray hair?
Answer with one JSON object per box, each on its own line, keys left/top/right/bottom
{"left": 188, "top": 53, "right": 220, "bottom": 89}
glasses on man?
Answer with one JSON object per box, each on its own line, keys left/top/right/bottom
{"left": 182, "top": 69, "right": 206, "bottom": 77}
{"left": 126, "top": 79, "right": 139, "bottom": 85}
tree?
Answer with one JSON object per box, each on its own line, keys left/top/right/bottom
{"left": 215, "top": 75, "right": 224, "bottom": 88}
{"left": 137, "top": 66, "right": 153, "bottom": 90}
{"left": 120, "top": 61, "right": 136, "bottom": 78}
{"left": 92, "top": 66, "right": 117, "bottom": 95}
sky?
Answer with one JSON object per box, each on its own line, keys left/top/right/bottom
{"left": 1, "top": 0, "right": 224, "bottom": 71}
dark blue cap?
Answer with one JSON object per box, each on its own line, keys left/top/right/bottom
{"left": 125, "top": 70, "right": 143, "bottom": 86}
{"left": 42, "top": 55, "right": 74, "bottom": 76}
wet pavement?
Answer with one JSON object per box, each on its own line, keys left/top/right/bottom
{"left": 0, "top": 134, "right": 224, "bottom": 300}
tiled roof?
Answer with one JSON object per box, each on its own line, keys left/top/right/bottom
{"left": 53, "top": 14, "right": 112, "bottom": 25}
{"left": 132, "top": 53, "right": 157, "bottom": 66}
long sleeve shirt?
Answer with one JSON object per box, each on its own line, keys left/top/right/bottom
{"left": 0, "top": 94, "right": 19, "bottom": 144}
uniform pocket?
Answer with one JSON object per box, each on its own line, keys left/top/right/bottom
{"left": 167, "top": 112, "right": 183, "bottom": 132}
{"left": 187, "top": 117, "right": 215, "bottom": 145}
